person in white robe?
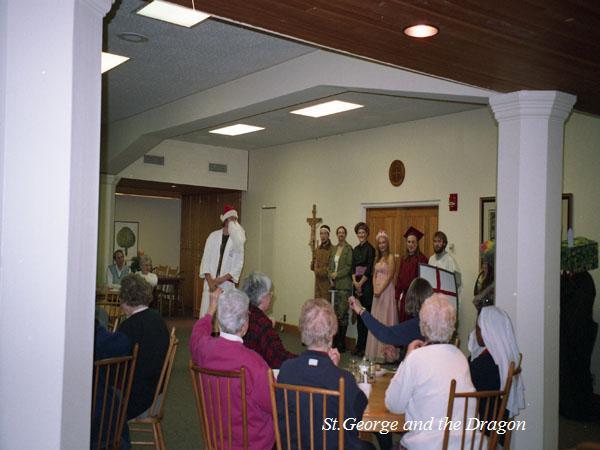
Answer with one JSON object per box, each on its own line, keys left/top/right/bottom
{"left": 428, "top": 230, "right": 461, "bottom": 288}
{"left": 198, "top": 205, "right": 245, "bottom": 317}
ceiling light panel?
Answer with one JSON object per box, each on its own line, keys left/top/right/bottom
{"left": 209, "top": 124, "right": 265, "bottom": 136}
{"left": 290, "top": 100, "right": 364, "bottom": 118}
{"left": 101, "top": 52, "right": 130, "bottom": 73}
{"left": 137, "top": 0, "right": 210, "bottom": 28}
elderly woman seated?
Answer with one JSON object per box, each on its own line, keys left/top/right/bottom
{"left": 118, "top": 274, "right": 169, "bottom": 420}
{"left": 241, "top": 272, "right": 296, "bottom": 368}
{"left": 277, "top": 298, "right": 376, "bottom": 450}
{"left": 136, "top": 254, "right": 158, "bottom": 288}
{"left": 469, "top": 305, "right": 525, "bottom": 419}
{"left": 385, "top": 294, "right": 476, "bottom": 450}
{"left": 189, "top": 288, "right": 274, "bottom": 450}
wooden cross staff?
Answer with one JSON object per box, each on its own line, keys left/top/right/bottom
{"left": 306, "top": 204, "right": 322, "bottom": 260}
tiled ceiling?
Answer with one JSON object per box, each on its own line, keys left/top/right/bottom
{"left": 103, "top": 0, "right": 317, "bottom": 123}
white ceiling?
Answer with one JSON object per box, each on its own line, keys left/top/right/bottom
{"left": 103, "top": 0, "right": 486, "bottom": 158}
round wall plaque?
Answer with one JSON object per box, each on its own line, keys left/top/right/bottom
{"left": 389, "top": 160, "right": 405, "bottom": 187}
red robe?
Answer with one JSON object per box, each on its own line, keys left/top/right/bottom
{"left": 395, "top": 252, "right": 428, "bottom": 323}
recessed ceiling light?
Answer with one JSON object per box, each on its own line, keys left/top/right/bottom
{"left": 290, "top": 100, "right": 364, "bottom": 118}
{"left": 101, "top": 52, "right": 130, "bottom": 73}
{"left": 209, "top": 124, "right": 265, "bottom": 136}
{"left": 137, "top": 0, "right": 210, "bottom": 28}
{"left": 403, "top": 24, "right": 439, "bottom": 38}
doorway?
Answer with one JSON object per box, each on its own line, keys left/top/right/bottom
{"left": 365, "top": 205, "right": 439, "bottom": 266}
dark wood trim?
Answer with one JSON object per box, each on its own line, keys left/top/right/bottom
{"left": 173, "top": 0, "right": 600, "bottom": 115}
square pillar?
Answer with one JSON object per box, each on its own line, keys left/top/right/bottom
{"left": 490, "top": 91, "right": 576, "bottom": 449}
{"left": 0, "top": 0, "right": 112, "bottom": 448}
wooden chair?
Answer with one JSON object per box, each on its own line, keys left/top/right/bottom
{"left": 268, "top": 371, "right": 345, "bottom": 450}
{"left": 442, "top": 361, "right": 519, "bottom": 450}
{"left": 91, "top": 345, "right": 139, "bottom": 450}
{"left": 97, "top": 292, "right": 122, "bottom": 332}
{"left": 154, "top": 265, "right": 169, "bottom": 277}
{"left": 129, "top": 328, "right": 179, "bottom": 449}
{"left": 189, "top": 361, "right": 249, "bottom": 450}
{"left": 158, "top": 268, "right": 184, "bottom": 317}
{"left": 500, "top": 355, "right": 523, "bottom": 450}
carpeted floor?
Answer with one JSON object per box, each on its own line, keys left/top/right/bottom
{"left": 130, "top": 317, "right": 600, "bottom": 450}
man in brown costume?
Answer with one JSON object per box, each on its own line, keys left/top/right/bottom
{"left": 311, "top": 225, "right": 333, "bottom": 299}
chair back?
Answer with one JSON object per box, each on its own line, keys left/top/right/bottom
{"left": 189, "top": 361, "right": 249, "bottom": 450}
{"left": 96, "top": 294, "right": 122, "bottom": 335}
{"left": 91, "top": 344, "right": 139, "bottom": 450}
{"left": 442, "top": 361, "right": 517, "bottom": 450}
{"left": 497, "top": 354, "right": 523, "bottom": 450}
{"left": 167, "top": 266, "right": 179, "bottom": 277}
{"left": 155, "top": 265, "right": 169, "bottom": 277}
{"left": 148, "top": 327, "right": 179, "bottom": 418}
{"left": 268, "top": 371, "right": 345, "bottom": 450}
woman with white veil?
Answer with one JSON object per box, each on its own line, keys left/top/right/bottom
{"left": 469, "top": 305, "right": 526, "bottom": 418}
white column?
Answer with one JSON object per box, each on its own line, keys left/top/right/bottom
{"left": 489, "top": 91, "right": 576, "bottom": 450}
{"left": 0, "top": 0, "right": 112, "bottom": 448}
{"left": 98, "top": 174, "right": 120, "bottom": 285}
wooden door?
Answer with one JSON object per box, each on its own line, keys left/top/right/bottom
{"left": 366, "top": 206, "right": 438, "bottom": 268}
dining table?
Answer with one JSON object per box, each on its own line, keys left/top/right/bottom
{"left": 359, "top": 371, "right": 405, "bottom": 438}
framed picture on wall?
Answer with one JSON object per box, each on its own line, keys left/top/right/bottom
{"left": 479, "top": 194, "right": 573, "bottom": 243}
{"left": 114, "top": 221, "right": 139, "bottom": 259}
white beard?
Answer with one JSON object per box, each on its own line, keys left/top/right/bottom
{"left": 227, "top": 220, "right": 246, "bottom": 253}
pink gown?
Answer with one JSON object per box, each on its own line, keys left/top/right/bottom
{"left": 365, "top": 259, "right": 399, "bottom": 362}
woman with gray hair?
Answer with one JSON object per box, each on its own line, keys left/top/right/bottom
{"left": 189, "top": 287, "right": 275, "bottom": 450}
{"left": 385, "top": 294, "right": 476, "bottom": 450}
{"left": 136, "top": 254, "right": 158, "bottom": 288}
{"left": 241, "top": 272, "right": 295, "bottom": 368}
{"left": 118, "top": 274, "right": 169, "bottom": 420}
{"left": 277, "top": 299, "right": 376, "bottom": 450}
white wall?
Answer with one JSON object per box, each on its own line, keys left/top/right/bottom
{"left": 242, "top": 106, "right": 600, "bottom": 393}
{"left": 114, "top": 195, "right": 181, "bottom": 269}
{"left": 564, "top": 112, "right": 600, "bottom": 393}
{"left": 118, "top": 139, "right": 248, "bottom": 191}
{"left": 242, "top": 107, "right": 499, "bottom": 348}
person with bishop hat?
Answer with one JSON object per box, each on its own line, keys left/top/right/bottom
{"left": 198, "top": 205, "right": 246, "bottom": 317}
{"left": 394, "top": 226, "right": 428, "bottom": 323}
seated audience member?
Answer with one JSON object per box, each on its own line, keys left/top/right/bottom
{"left": 241, "top": 272, "right": 296, "bottom": 368}
{"left": 190, "top": 288, "right": 274, "bottom": 450}
{"left": 385, "top": 295, "right": 476, "bottom": 450}
{"left": 91, "top": 319, "right": 132, "bottom": 448}
{"left": 469, "top": 305, "right": 525, "bottom": 418}
{"left": 277, "top": 298, "right": 375, "bottom": 450}
{"left": 106, "top": 249, "right": 130, "bottom": 288}
{"left": 118, "top": 274, "right": 169, "bottom": 419}
{"left": 349, "top": 278, "right": 431, "bottom": 359}
{"left": 136, "top": 255, "right": 158, "bottom": 288}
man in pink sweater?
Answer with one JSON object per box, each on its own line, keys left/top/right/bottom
{"left": 190, "top": 287, "right": 274, "bottom": 450}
